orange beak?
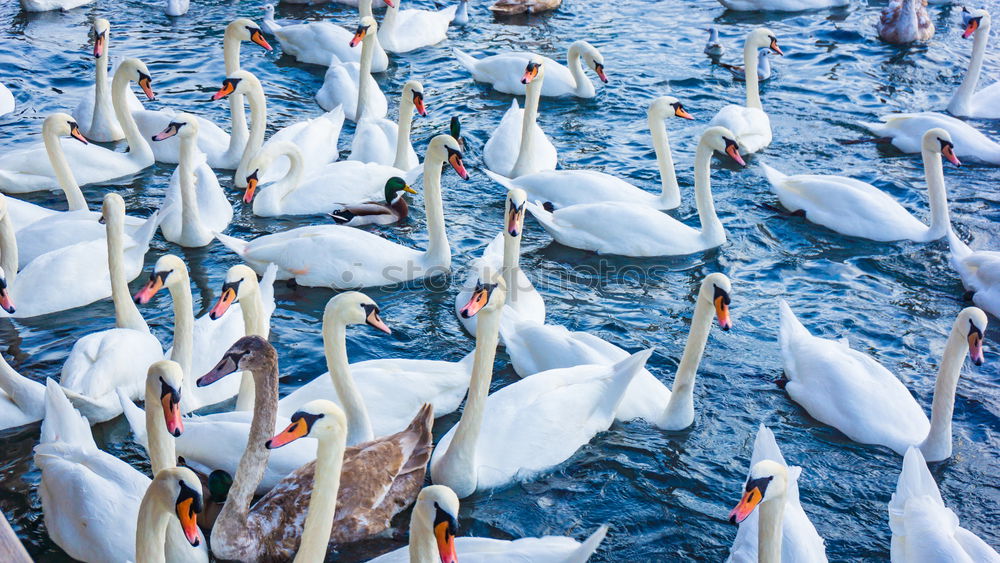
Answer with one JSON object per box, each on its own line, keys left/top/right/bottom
{"left": 769, "top": 38, "right": 783, "bottom": 56}
{"left": 384, "top": 0, "right": 395, "bottom": 7}
{"left": 968, "top": 328, "right": 984, "bottom": 366}
{"left": 160, "top": 385, "right": 184, "bottom": 437}
{"left": 715, "top": 295, "right": 732, "bottom": 331}
{"left": 137, "top": 74, "right": 156, "bottom": 101}
{"left": 365, "top": 307, "right": 391, "bottom": 334}
{"left": 0, "top": 284, "right": 14, "bottom": 315}
{"left": 941, "top": 142, "right": 961, "bottom": 167}
{"left": 448, "top": 150, "right": 469, "bottom": 180}
{"left": 507, "top": 205, "right": 524, "bottom": 237}
{"left": 350, "top": 25, "right": 368, "bottom": 48}
{"left": 729, "top": 486, "right": 764, "bottom": 524}
{"left": 68, "top": 122, "right": 89, "bottom": 144}
{"left": 211, "top": 80, "right": 236, "bottom": 101}
{"left": 459, "top": 285, "right": 492, "bottom": 318}
{"left": 93, "top": 31, "right": 106, "bottom": 58}
{"left": 175, "top": 493, "right": 202, "bottom": 547}
{"left": 209, "top": 287, "right": 237, "bottom": 320}
{"left": 520, "top": 63, "right": 540, "bottom": 85}
{"left": 594, "top": 62, "right": 608, "bottom": 84}
{"left": 133, "top": 273, "right": 166, "bottom": 304}
{"left": 266, "top": 417, "right": 310, "bottom": 449}
{"left": 963, "top": 18, "right": 980, "bottom": 39}
{"left": 725, "top": 140, "right": 746, "bottom": 167}
{"left": 244, "top": 171, "right": 259, "bottom": 204}
{"left": 434, "top": 520, "right": 458, "bottom": 563}
{"left": 674, "top": 106, "right": 694, "bottom": 120}
{"left": 413, "top": 93, "right": 427, "bottom": 117}
{"left": 250, "top": 28, "right": 273, "bottom": 51}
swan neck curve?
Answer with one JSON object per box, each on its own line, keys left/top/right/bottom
{"left": 920, "top": 320, "right": 969, "bottom": 461}
{"left": 693, "top": 139, "right": 724, "bottom": 242}
{"left": 567, "top": 46, "right": 594, "bottom": 97}
{"left": 743, "top": 41, "right": 763, "bottom": 111}
{"left": 356, "top": 30, "right": 375, "bottom": 121}
{"left": 649, "top": 108, "right": 680, "bottom": 208}
{"left": 0, "top": 211, "right": 17, "bottom": 284}
{"left": 43, "top": 125, "right": 87, "bottom": 211}
{"left": 237, "top": 77, "right": 268, "bottom": 187}
{"left": 322, "top": 318, "right": 375, "bottom": 445}
{"left": 108, "top": 210, "right": 148, "bottom": 332}
{"left": 111, "top": 66, "right": 153, "bottom": 163}
{"left": 167, "top": 278, "right": 195, "bottom": 389}
{"left": 393, "top": 91, "right": 416, "bottom": 170}
{"left": 510, "top": 73, "right": 544, "bottom": 178}
{"left": 234, "top": 286, "right": 266, "bottom": 411}
{"left": 950, "top": 17, "right": 990, "bottom": 114}
{"left": 294, "top": 432, "right": 346, "bottom": 563}
{"left": 921, "top": 144, "right": 950, "bottom": 240}
{"left": 659, "top": 292, "right": 714, "bottom": 429}
{"left": 135, "top": 485, "right": 171, "bottom": 563}
{"left": 758, "top": 491, "right": 786, "bottom": 563}
{"left": 422, "top": 148, "right": 451, "bottom": 269}
{"left": 223, "top": 28, "right": 250, "bottom": 154}
{"left": 408, "top": 506, "right": 439, "bottom": 563}
{"left": 178, "top": 134, "right": 205, "bottom": 239}
{"left": 145, "top": 379, "right": 177, "bottom": 474}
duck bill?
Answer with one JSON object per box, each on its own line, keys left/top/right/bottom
{"left": 448, "top": 150, "right": 469, "bottom": 180}
{"left": 211, "top": 80, "right": 236, "bottom": 101}
{"left": 197, "top": 354, "right": 240, "bottom": 387}
{"left": 769, "top": 38, "right": 783, "bottom": 56}
{"left": 594, "top": 63, "right": 608, "bottom": 84}
{"left": 133, "top": 273, "right": 165, "bottom": 304}
{"left": 434, "top": 520, "right": 458, "bottom": 563}
{"left": 69, "top": 122, "right": 89, "bottom": 144}
{"left": 0, "top": 287, "right": 14, "bottom": 314}
{"left": 507, "top": 205, "right": 524, "bottom": 237}
{"left": 725, "top": 140, "right": 746, "bottom": 167}
{"left": 413, "top": 93, "right": 427, "bottom": 117}
{"left": 366, "top": 308, "right": 391, "bottom": 335}
{"left": 728, "top": 487, "right": 763, "bottom": 524}
{"left": 209, "top": 287, "right": 237, "bottom": 320}
{"left": 137, "top": 74, "right": 156, "bottom": 101}
{"left": 941, "top": 143, "right": 961, "bottom": 167}
{"left": 968, "top": 330, "right": 984, "bottom": 366}
{"left": 402, "top": 183, "right": 418, "bottom": 195}
{"left": 265, "top": 418, "right": 309, "bottom": 449}
{"left": 350, "top": 25, "right": 368, "bottom": 48}
{"left": 161, "top": 390, "right": 184, "bottom": 437}
{"left": 963, "top": 18, "right": 980, "bottom": 39}
{"left": 460, "top": 286, "right": 491, "bottom": 318}
{"left": 175, "top": 493, "right": 202, "bottom": 547}
{"left": 93, "top": 31, "right": 106, "bottom": 58}
{"left": 250, "top": 28, "right": 273, "bottom": 51}
{"left": 243, "top": 172, "right": 259, "bottom": 204}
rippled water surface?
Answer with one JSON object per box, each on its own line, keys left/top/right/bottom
{"left": 1, "top": 0, "right": 999, "bottom": 560}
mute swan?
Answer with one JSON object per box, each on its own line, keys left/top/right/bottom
{"left": 454, "top": 40, "right": 607, "bottom": 97}
{"left": 0, "top": 58, "right": 157, "bottom": 193}
{"left": 216, "top": 134, "right": 468, "bottom": 289}
{"left": 165, "top": 0, "right": 189, "bottom": 16}
{"left": 369, "top": 485, "right": 609, "bottom": 562}
{"left": 136, "top": 467, "right": 204, "bottom": 562}
{"left": 878, "top": 0, "right": 934, "bottom": 44}
{"left": 153, "top": 116, "right": 233, "bottom": 248}
{"left": 721, "top": 49, "right": 773, "bottom": 81}
{"left": 276, "top": 291, "right": 475, "bottom": 438}
{"left": 0, "top": 82, "right": 13, "bottom": 116}
{"left": 705, "top": 27, "right": 724, "bottom": 56}
{"left": 525, "top": 126, "right": 744, "bottom": 257}
{"left": 483, "top": 96, "right": 693, "bottom": 210}
{"left": 315, "top": 17, "right": 388, "bottom": 122}
{"left": 490, "top": 0, "right": 560, "bottom": 15}
{"left": 133, "top": 19, "right": 272, "bottom": 166}
{"left": 454, "top": 188, "right": 545, "bottom": 337}
{"left": 72, "top": 19, "right": 144, "bottom": 142}
{"left": 860, "top": 112, "right": 1000, "bottom": 165}
{"left": 727, "top": 425, "right": 827, "bottom": 563}
{"left": 242, "top": 142, "right": 420, "bottom": 216}
{"left": 19, "top": 0, "right": 93, "bottom": 13}
{"left": 762, "top": 128, "right": 959, "bottom": 242}
{"left": 716, "top": 0, "right": 846, "bottom": 11}
{"left": 0, "top": 352, "right": 45, "bottom": 431}
{"left": 198, "top": 336, "right": 433, "bottom": 558}
{"left": 484, "top": 57, "right": 558, "bottom": 178}
{"left": 349, "top": 80, "right": 425, "bottom": 168}
{"left": 708, "top": 28, "right": 782, "bottom": 155}
{"left": 503, "top": 273, "right": 731, "bottom": 426}
{"left": 378, "top": 0, "right": 457, "bottom": 54}
{"left": 948, "top": 231, "right": 1000, "bottom": 318}
{"left": 212, "top": 70, "right": 344, "bottom": 187}
{"left": 270, "top": 0, "right": 389, "bottom": 71}
{"left": 330, "top": 177, "right": 416, "bottom": 226}
{"left": 889, "top": 447, "right": 1000, "bottom": 563}
{"left": 282, "top": 0, "right": 387, "bottom": 7}
{"left": 728, "top": 460, "right": 794, "bottom": 563}
{"left": 431, "top": 270, "right": 652, "bottom": 498}
{"left": 779, "top": 301, "right": 987, "bottom": 461}
{"left": 948, "top": 9, "right": 1000, "bottom": 119}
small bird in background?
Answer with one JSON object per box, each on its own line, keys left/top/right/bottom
{"left": 705, "top": 27, "right": 725, "bottom": 57}
{"left": 719, "top": 48, "right": 772, "bottom": 81}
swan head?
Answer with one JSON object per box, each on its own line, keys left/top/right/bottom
{"left": 571, "top": 41, "right": 608, "bottom": 84}
{"left": 729, "top": 459, "right": 788, "bottom": 524}
{"left": 209, "top": 265, "right": 260, "bottom": 320}
{"left": 385, "top": 177, "right": 417, "bottom": 205}
{"left": 227, "top": 17, "right": 272, "bottom": 51}
{"left": 350, "top": 17, "right": 379, "bottom": 48}
{"left": 43, "top": 113, "right": 89, "bottom": 145}
{"left": 700, "top": 273, "right": 732, "bottom": 331}
{"left": 459, "top": 267, "right": 506, "bottom": 319}
{"left": 957, "top": 307, "right": 988, "bottom": 366}
{"left": 649, "top": 96, "right": 694, "bottom": 121}
{"left": 701, "top": 126, "right": 745, "bottom": 167}
{"left": 749, "top": 28, "right": 782, "bottom": 56}
{"left": 244, "top": 141, "right": 302, "bottom": 203}
{"left": 151, "top": 112, "right": 200, "bottom": 143}
{"left": 266, "top": 399, "right": 348, "bottom": 449}
{"left": 211, "top": 69, "right": 258, "bottom": 101}
{"left": 119, "top": 58, "right": 156, "bottom": 101}
{"left": 961, "top": 8, "right": 990, "bottom": 39}
{"left": 404, "top": 80, "right": 427, "bottom": 117}
{"left": 91, "top": 18, "right": 110, "bottom": 59}
{"left": 520, "top": 56, "right": 545, "bottom": 85}
{"left": 150, "top": 467, "right": 203, "bottom": 547}
{"left": 922, "top": 128, "right": 961, "bottom": 167}
{"left": 134, "top": 254, "right": 190, "bottom": 305}
{"left": 324, "top": 292, "right": 392, "bottom": 334}
{"left": 0, "top": 266, "right": 14, "bottom": 315}
{"left": 198, "top": 335, "right": 276, "bottom": 387}
{"left": 428, "top": 134, "right": 469, "bottom": 180}
{"left": 506, "top": 188, "right": 527, "bottom": 237}
{"left": 414, "top": 485, "right": 460, "bottom": 563}
{"left": 147, "top": 360, "right": 186, "bottom": 437}
{"left": 101, "top": 192, "right": 126, "bottom": 229}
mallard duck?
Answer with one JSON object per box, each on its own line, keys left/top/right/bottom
{"left": 490, "top": 0, "right": 560, "bottom": 15}
{"left": 330, "top": 177, "right": 416, "bottom": 227}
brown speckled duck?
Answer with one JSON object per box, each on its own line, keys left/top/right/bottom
{"left": 490, "top": 0, "right": 561, "bottom": 16}
{"left": 878, "top": 0, "right": 935, "bottom": 44}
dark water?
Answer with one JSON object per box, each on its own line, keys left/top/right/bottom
{"left": 1, "top": 0, "right": 999, "bottom": 560}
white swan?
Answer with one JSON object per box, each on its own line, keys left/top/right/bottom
{"left": 72, "top": 19, "right": 144, "bottom": 142}
{"left": 316, "top": 17, "right": 388, "bottom": 122}
{"left": 153, "top": 115, "right": 233, "bottom": 248}
{"left": 483, "top": 96, "right": 693, "bottom": 210}
{"left": 948, "top": 9, "right": 1000, "bottom": 119}
{"left": 0, "top": 352, "right": 45, "bottom": 431}
{"left": 0, "top": 82, "right": 12, "bottom": 116}
{"left": 213, "top": 70, "right": 344, "bottom": 187}
{"left": 378, "top": 0, "right": 457, "bottom": 54}
{"left": 19, "top": 0, "right": 92, "bottom": 13}
{"left": 431, "top": 270, "right": 652, "bottom": 498}
{"left": 134, "top": 19, "right": 273, "bottom": 166}
{"left": 242, "top": 141, "right": 421, "bottom": 216}
{"left": 275, "top": 292, "right": 475, "bottom": 445}
{"left": 948, "top": 231, "right": 1000, "bottom": 318}
{"left": 888, "top": 447, "right": 1000, "bottom": 563}
{"left": 762, "top": 127, "right": 959, "bottom": 242}
{"left": 135, "top": 467, "right": 204, "bottom": 562}
{"left": 369, "top": 485, "right": 609, "bottom": 562}
{"left": 715, "top": 0, "right": 846, "bottom": 11}
{"left": 0, "top": 58, "right": 157, "bottom": 193}
{"left": 454, "top": 40, "right": 607, "bottom": 97}
{"left": 727, "top": 460, "right": 797, "bottom": 563}
{"left": 216, "top": 134, "right": 468, "bottom": 289}
{"left": 270, "top": 0, "right": 389, "bottom": 71}
{"left": 720, "top": 49, "right": 773, "bottom": 81}
{"left": 524, "top": 126, "right": 743, "bottom": 257}
{"left": 708, "top": 28, "right": 782, "bottom": 155}
{"left": 454, "top": 188, "right": 545, "bottom": 337}
{"left": 349, "top": 80, "right": 425, "bottom": 169}
{"left": 860, "top": 112, "right": 1000, "bottom": 165}
{"left": 484, "top": 56, "right": 558, "bottom": 178}
{"left": 727, "top": 425, "right": 827, "bottom": 563}
{"left": 165, "top": 0, "right": 190, "bottom": 16}
{"left": 503, "top": 273, "right": 731, "bottom": 427}
{"left": 779, "top": 301, "right": 987, "bottom": 461}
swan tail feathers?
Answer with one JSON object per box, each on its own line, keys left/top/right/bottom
{"left": 561, "top": 525, "right": 609, "bottom": 563}
{"left": 759, "top": 162, "right": 787, "bottom": 188}
{"left": 40, "top": 379, "right": 96, "bottom": 449}
{"left": 214, "top": 231, "right": 249, "bottom": 257}
{"left": 260, "top": 263, "right": 279, "bottom": 319}
{"left": 452, "top": 48, "right": 479, "bottom": 73}
{"left": 601, "top": 348, "right": 653, "bottom": 418}
{"left": 0, "top": 354, "right": 45, "bottom": 417}
{"left": 135, "top": 210, "right": 162, "bottom": 247}
{"left": 888, "top": 448, "right": 945, "bottom": 536}
{"left": 948, "top": 230, "right": 972, "bottom": 261}
{"left": 524, "top": 200, "right": 557, "bottom": 232}
{"left": 117, "top": 387, "right": 149, "bottom": 447}
{"left": 398, "top": 403, "right": 434, "bottom": 475}
{"left": 749, "top": 424, "right": 787, "bottom": 467}
{"left": 778, "top": 299, "right": 810, "bottom": 350}
{"left": 483, "top": 168, "right": 517, "bottom": 189}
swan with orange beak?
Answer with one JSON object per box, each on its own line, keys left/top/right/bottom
{"left": 135, "top": 467, "right": 205, "bottom": 562}
{"left": 728, "top": 460, "right": 789, "bottom": 563}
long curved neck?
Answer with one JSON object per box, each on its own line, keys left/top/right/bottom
{"left": 743, "top": 42, "right": 763, "bottom": 110}
{"left": 167, "top": 282, "right": 195, "bottom": 390}
{"left": 43, "top": 127, "right": 87, "bottom": 211}
{"left": 758, "top": 495, "right": 785, "bottom": 563}
{"left": 270, "top": 146, "right": 306, "bottom": 203}
{"left": 393, "top": 93, "right": 416, "bottom": 170}
{"left": 435, "top": 304, "right": 501, "bottom": 498}
{"left": 356, "top": 34, "right": 375, "bottom": 121}
{"left": 951, "top": 19, "right": 990, "bottom": 111}
{"left": 510, "top": 77, "right": 543, "bottom": 178}
{"left": 294, "top": 431, "right": 346, "bottom": 563}
{"left": 502, "top": 232, "right": 522, "bottom": 305}
{"left": 692, "top": 140, "right": 724, "bottom": 241}
{"left": 322, "top": 319, "right": 374, "bottom": 444}
{"left": 178, "top": 135, "right": 205, "bottom": 235}
{"left": 111, "top": 69, "right": 153, "bottom": 163}
{"left": 567, "top": 46, "right": 593, "bottom": 97}
{"left": 922, "top": 146, "right": 950, "bottom": 240}
{"left": 222, "top": 31, "right": 250, "bottom": 155}
{"left": 92, "top": 46, "right": 116, "bottom": 141}
{"left": 145, "top": 382, "right": 176, "bottom": 474}
{"left": 382, "top": 4, "right": 399, "bottom": 31}
{"left": 422, "top": 151, "right": 450, "bottom": 269}
{"left": 235, "top": 287, "right": 265, "bottom": 411}
{"left": 920, "top": 323, "right": 968, "bottom": 461}
{"left": 136, "top": 489, "right": 171, "bottom": 563}
{"left": 659, "top": 294, "right": 714, "bottom": 429}
{"left": 237, "top": 80, "right": 268, "bottom": 185}
{"left": 0, "top": 211, "right": 17, "bottom": 283}
{"left": 408, "top": 510, "right": 438, "bottom": 563}
{"left": 649, "top": 110, "right": 680, "bottom": 208}
{"left": 108, "top": 214, "right": 148, "bottom": 332}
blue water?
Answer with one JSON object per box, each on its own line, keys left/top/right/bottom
{"left": 1, "top": 0, "right": 999, "bottom": 560}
